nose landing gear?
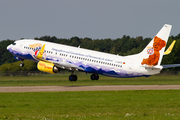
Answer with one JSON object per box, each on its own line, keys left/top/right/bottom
{"left": 20, "top": 62, "right": 24, "bottom": 67}
{"left": 20, "top": 60, "right": 24, "bottom": 67}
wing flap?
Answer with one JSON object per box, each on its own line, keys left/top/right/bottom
{"left": 54, "top": 62, "right": 84, "bottom": 71}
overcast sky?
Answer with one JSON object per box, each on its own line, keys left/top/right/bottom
{"left": 0, "top": 0, "right": 180, "bottom": 41}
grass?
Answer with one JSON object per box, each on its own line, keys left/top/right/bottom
{"left": 0, "top": 90, "right": 180, "bottom": 119}
{"left": 0, "top": 73, "right": 180, "bottom": 86}
{"left": 1, "top": 73, "right": 180, "bottom": 119}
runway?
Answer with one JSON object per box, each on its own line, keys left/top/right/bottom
{"left": 0, "top": 85, "right": 180, "bottom": 92}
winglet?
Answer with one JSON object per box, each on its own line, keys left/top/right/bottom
{"left": 164, "top": 40, "right": 176, "bottom": 55}
{"left": 36, "top": 44, "right": 45, "bottom": 59}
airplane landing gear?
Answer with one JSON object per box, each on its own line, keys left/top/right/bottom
{"left": 91, "top": 73, "right": 99, "bottom": 80}
{"left": 69, "top": 75, "right": 77, "bottom": 81}
{"left": 69, "top": 71, "right": 77, "bottom": 81}
{"left": 20, "top": 60, "right": 24, "bottom": 67}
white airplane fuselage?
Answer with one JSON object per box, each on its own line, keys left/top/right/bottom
{"left": 7, "top": 24, "right": 173, "bottom": 80}
{"left": 7, "top": 39, "right": 160, "bottom": 78}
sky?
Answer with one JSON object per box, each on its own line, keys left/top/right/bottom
{"left": 0, "top": 0, "right": 180, "bottom": 41}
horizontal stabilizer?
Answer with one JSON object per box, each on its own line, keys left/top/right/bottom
{"left": 164, "top": 40, "right": 176, "bottom": 55}
{"left": 162, "top": 64, "right": 180, "bottom": 68}
{"left": 141, "top": 64, "right": 180, "bottom": 69}
{"left": 140, "top": 65, "right": 163, "bottom": 69}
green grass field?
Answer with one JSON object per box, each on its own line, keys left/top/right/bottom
{"left": 0, "top": 73, "right": 180, "bottom": 86}
{"left": 1, "top": 90, "right": 180, "bottom": 120}
{"left": 1, "top": 74, "right": 180, "bottom": 119}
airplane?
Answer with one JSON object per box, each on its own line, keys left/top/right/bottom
{"left": 6, "top": 24, "right": 180, "bottom": 81}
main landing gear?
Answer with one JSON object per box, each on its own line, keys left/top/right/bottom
{"left": 69, "top": 71, "right": 78, "bottom": 81}
{"left": 69, "top": 75, "right": 78, "bottom": 81}
{"left": 90, "top": 73, "right": 99, "bottom": 80}
{"left": 68, "top": 72, "right": 99, "bottom": 81}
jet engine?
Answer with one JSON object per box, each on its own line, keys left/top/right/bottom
{"left": 37, "top": 61, "right": 59, "bottom": 74}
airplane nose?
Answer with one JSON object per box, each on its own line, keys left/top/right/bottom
{"left": 7, "top": 44, "right": 11, "bottom": 50}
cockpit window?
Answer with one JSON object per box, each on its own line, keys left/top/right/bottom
{"left": 12, "top": 43, "right": 16, "bottom": 45}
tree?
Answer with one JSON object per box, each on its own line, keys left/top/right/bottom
{"left": 0, "top": 60, "right": 37, "bottom": 72}
{"left": 1, "top": 33, "right": 180, "bottom": 73}
{"left": 70, "top": 37, "right": 81, "bottom": 47}
{"left": 0, "top": 40, "right": 16, "bottom": 66}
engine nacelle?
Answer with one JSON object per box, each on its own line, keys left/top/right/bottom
{"left": 37, "top": 61, "right": 59, "bottom": 74}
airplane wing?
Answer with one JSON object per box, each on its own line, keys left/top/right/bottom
{"left": 35, "top": 44, "right": 52, "bottom": 63}
{"left": 35, "top": 44, "right": 84, "bottom": 71}
{"left": 53, "top": 62, "right": 84, "bottom": 71}
{"left": 164, "top": 40, "right": 176, "bottom": 55}
{"left": 36, "top": 44, "right": 45, "bottom": 59}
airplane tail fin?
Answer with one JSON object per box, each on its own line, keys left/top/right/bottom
{"left": 137, "top": 24, "right": 172, "bottom": 66}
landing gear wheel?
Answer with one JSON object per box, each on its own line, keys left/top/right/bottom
{"left": 91, "top": 74, "right": 99, "bottom": 80}
{"left": 69, "top": 75, "right": 78, "bottom": 81}
{"left": 20, "top": 62, "right": 24, "bottom": 67}
{"left": 91, "top": 74, "right": 95, "bottom": 80}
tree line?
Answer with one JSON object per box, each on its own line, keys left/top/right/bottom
{"left": 1, "top": 34, "right": 180, "bottom": 72}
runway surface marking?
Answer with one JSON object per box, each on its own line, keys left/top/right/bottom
{"left": 0, "top": 85, "right": 180, "bottom": 92}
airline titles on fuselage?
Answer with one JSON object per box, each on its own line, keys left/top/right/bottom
{"left": 24, "top": 45, "right": 123, "bottom": 68}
